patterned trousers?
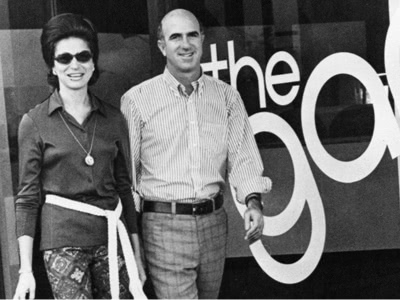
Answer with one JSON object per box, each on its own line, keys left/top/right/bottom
{"left": 43, "top": 244, "right": 132, "bottom": 299}
{"left": 142, "top": 207, "right": 228, "bottom": 299}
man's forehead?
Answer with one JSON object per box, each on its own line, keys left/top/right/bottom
{"left": 162, "top": 12, "right": 200, "bottom": 35}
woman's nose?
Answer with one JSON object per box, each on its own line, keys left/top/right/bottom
{"left": 69, "top": 57, "right": 80, "bottom": 68}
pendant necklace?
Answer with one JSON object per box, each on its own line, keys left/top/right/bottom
{"left": 58, "top": 111, "right": 97, "bottom": 166}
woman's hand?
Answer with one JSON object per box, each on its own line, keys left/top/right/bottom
{"left": 13, "top": 272, "right": 36, "bottom": 300}
{"left": 135, "top": 254, "right": 147, "bottom": 285}
{"left": 130, "top": 233, "right": 147, "bottom": 286}
{"left": 14, "top": 236, "right": 35, "bottom": 299}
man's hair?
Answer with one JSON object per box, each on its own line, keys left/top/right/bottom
{"left": 40, "top": 13, "right": 100, "bottom": 89}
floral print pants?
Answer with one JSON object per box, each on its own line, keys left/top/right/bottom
{"left": 43, "top": 245, "right": 132, "bottom": 299}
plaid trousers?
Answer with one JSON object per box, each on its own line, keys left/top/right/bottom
{"left": 142, "top": 207, "right": 228, "bottom": 299}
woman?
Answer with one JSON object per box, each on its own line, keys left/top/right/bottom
{"left": 13, "top": 13, "right": 146, "bottom": 299}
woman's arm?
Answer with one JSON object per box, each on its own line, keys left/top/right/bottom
{"left": 13, "top": 235, "right": 36, "bottom": 300}
{"left": 14, "top": 114, "right": 43, "bottom": 299}
{"left": 130, "top": 233, "right": 147, "bottom": 285}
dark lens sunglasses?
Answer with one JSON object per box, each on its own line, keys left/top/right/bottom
{"left": 54, "top": 51, "right": 93, "bottom": 64}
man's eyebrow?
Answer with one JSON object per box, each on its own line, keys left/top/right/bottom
{"left": 187, "top": 30, "right": 200, "bottom": 36}
{"left": 167, "top": 30, "right": 200, "bottom": 40}
{"left": 168, "top": 32, "right": 182, "bottom": 39}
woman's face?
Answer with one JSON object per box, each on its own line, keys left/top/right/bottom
{"left": 52, "top": 37, "right": 95, "bottom": 92}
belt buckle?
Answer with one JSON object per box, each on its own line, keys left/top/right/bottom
{"left": 192, "top": 203, "right": 200, "bottom": 215}
{"left": 192, "top": 199, "right": 213, "bottom": 215}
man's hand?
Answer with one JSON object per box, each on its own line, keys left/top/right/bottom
{"left": 244, "top": 198, "right": 264, "bottom": 243}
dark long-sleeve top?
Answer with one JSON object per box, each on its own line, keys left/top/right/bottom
{"left": 15, "top": 90, "right": 138, "bottom": 250}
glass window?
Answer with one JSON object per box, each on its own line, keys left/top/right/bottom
{"left": 6, "top": 1, "right": 49, "bottom": 29}
{"left": 54, "top": 0, "right": 149, "bottom": 34}
{"left": 175, "top": 0, "right": 389, "bottom": 148}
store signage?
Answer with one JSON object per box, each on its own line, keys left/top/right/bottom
{"left": 203, "top": 7, "right": 400, "bottom": 284}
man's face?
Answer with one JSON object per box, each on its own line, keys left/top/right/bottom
{"left": 158, "top": 12, "right": 204, "bottom": 78}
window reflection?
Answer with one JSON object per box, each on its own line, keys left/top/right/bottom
{"left": 194, "top": 0, "right": 388, "bottom": 147}
{"left": 2, "top": 0, "right": 391, "bottom": 156}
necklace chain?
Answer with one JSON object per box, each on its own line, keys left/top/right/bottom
{"left": 58, "top": 111, "right": 97, "bottom": 157}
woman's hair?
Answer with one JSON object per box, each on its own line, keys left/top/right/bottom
{"left": 40, "top": 13, "right": 100, "bottom": 89}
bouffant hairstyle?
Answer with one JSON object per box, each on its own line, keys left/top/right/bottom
{"left": 40, "top": 13, "right": 100, "bottom": 89}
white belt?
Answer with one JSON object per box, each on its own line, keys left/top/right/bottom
{"left": 45, "top": 195, "right": 147, "bottom": 300}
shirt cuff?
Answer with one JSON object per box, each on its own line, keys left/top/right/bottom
{"left": 245, "top": 193, "right": 263, "bottom": 210}
{"left": 236, "top": 176, "right": 272, "bottom": 204}
{"left": 16, "top": 210, "right": 38, "bottom": 238}
{"left": 133, "top": 191, "right": 141, "bottom": 213}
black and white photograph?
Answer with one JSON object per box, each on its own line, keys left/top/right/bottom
{"left": 0, "top": 1, "right": 399, "bottom": 299}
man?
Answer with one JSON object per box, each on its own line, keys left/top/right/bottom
{"left": 121, "top": 9, "right": 272, "bottom": 299}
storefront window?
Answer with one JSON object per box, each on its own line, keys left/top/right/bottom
{"left": 0, "top": 0, "right": 392, "bottom": 197}
{"left": 0, "top": 0, "right": 390, "bottom": 220}
{"left": 0, "top": 1, "right": 397, "bottom": 298}
{"left": 54, "top": 0, "right": 149, "bottom": 34}
{"left": 181, "top": 0, "right": 389, "bottom": 148}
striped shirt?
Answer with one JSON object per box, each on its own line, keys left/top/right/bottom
{"left": 121, "top": 68, "right": 271, "bottom": 205}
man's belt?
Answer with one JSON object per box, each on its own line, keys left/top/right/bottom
{"left": 143, "top": 194, "right": 223, "bottom": 215}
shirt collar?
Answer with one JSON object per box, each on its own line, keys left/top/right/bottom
{"left": 47, "top": 89, "right": 106, "bottom": 116}
{"left": 47, "top": 89, "right": 63, "bottom": 115}
{"left": 162, "top": 67, "right": 205, "bottom": 95}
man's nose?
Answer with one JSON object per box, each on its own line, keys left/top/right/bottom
{"left": 181, "top": 36, "right": 190, "bottom": 48}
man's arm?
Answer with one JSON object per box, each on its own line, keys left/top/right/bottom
{"left": 226, "top": 88, "right": 271, "bottom": 242}
{"left": 121, "top": 92, "right": 143, "bottom": 212}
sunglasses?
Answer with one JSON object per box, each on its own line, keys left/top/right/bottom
{"left": 54, "top": 50, "right": 93, "bottom": 64}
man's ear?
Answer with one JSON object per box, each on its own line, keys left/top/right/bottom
{"left": 157, "top": 39, "right": 166, "bottom": 56}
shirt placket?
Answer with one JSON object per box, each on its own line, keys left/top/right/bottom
{"left": 185, "top": 85, "right": 202, "bottom": 196}
{"left": 64, "top": 112, "right": 94, "bottom": 184}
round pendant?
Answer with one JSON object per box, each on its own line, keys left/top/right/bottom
{"left": 85, "top": 155, "right": 94, "bottom": 166}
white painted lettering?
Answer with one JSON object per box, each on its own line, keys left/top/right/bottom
{"left": 265, "top": 51, "right": 300, "bottom": 106}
